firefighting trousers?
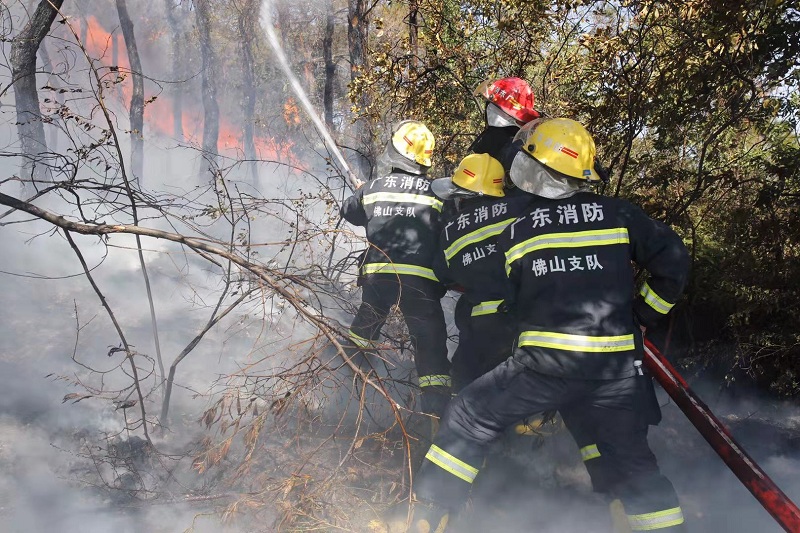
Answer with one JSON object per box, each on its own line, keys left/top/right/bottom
{"left": 347, "top": 273, "right": 450, "bottom": 416}
{"left": 415, "top": 357, "right": 686, "bottom": 531}
{"left": 450, "top": 296, "right": 518, "bottom": 393}
{"left": 449, "top": 299, "right": 645, "bottom": 494}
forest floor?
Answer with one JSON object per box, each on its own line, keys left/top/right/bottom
{"left": 2, "top": 351, "right": 800, "bottom": 533}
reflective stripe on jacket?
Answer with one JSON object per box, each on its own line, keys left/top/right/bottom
{"left": 434, "top": 187, "right": 532, "bottom": 304}
{"left": 341, "top": 171, "right": 444, "bottom": 280}
{"left": 500, "top": 192, "right": 689, "bottom": 379}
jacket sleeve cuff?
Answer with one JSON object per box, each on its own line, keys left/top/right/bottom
{"left": 633, "top": 298, "right": 667, "bottom": 330}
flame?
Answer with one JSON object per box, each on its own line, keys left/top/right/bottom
{"left": 283, "top": 98, "right": 301, "bottom": 126}
{"left": 74, "top": 16, "right": 299, "bottom": 166}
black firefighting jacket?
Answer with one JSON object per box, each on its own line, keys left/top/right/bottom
{"left": 434, "top": 187, "right": 532, "bottom": 315}
{"left": 341, "top": 170, "right": 444, "bottom": 281}
{"left": 469, "top": 125, "right": 519, "bottom": 162}
{"left": 499, "top": 191, "right": 690, "bottom": 380}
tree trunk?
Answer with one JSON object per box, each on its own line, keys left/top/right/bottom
{"left": 322, "top": 1, "right": 335, "bottom": 131}
{"left": 37, "top": 41, "right": 61, "bottom": 152}
{"left": 164, "top": 0, "right": 183, "bottom": 140}
{"left": 347, "top": 0, "right": 367, "bottom": 95}
{"left": 347, "top": 0, "right": 372, "bottom": 181}
{"left": 116, "top": 0, "right": 165, "bottom": 395}
{"left": 275, "top": 0, "right": 291, "bottom": 57}
{"left": 112, "top": 32, "right": 119, "bottom": 66}
{"left": 195, "top": 0, "right": 219, "bottom": 169}
{"left": 409, "top": 0, "right": 419, "bottom": 71}
{"left": 79, "top": 16, "right": 87, "bottom": 48}
{"left": 10, "top": 0, "right": 64, "bottom": 185}
{"left": 238, "top": 0, "right": 258, "bottom": 183}
{"left": 116, "top": 0, "right": 144, "bottom": 183}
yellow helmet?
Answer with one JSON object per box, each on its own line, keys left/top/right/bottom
{"left": 515, "top": 118, "right": 601, "bottom": 181}
{"left": 431, "top": 153, "right": 506, "bottom": 199}
{"left": 390, "top": 120, "right": 435, "bottom": 167}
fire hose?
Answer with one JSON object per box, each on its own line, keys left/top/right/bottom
{"left": 643, "top": 338, "right": 800, "bottom": 532}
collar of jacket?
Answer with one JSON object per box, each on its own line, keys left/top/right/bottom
{"left": 389, "top": 168, "right": 428, "bottom": 176}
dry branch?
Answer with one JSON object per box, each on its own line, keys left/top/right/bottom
{"left": 0, "top": 190, "right": 403, "bottom": 413}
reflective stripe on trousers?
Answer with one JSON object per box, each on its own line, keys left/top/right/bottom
{"left": 627, "top": 507, "right": 685, "bottom": 531}
{"left": 580, "top": 443, "right": 601, "bottom": 461}
{"left": 348, "top": 329, "right": 375, "bottom": 349}
{"left": 419, "top": 374, "right": 452, "bottom": 388}
{"left": 425, "top": 444, "right": 479, "bottom": 484}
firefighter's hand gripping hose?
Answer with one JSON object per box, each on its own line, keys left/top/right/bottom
{"left": 643, "top": 338, "right": 800, "bottom": 532}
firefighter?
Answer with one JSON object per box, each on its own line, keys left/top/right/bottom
{"left": 441, "top": 78, "right": 632, "bottom": 520}
{"left": 425, "top": 151, "right": 630, "bottom": 531}
{"left": 456, "top": 77, "right": 632, "bottom": 492}
{"left": 340, "top": 120, "right": 451, "bottom": 419}
{"left": 470, "top": 77, "right": 540, "bottom": 160}
{"left": 395, "top": 117, "right": 691, "bottom": 532}
{"left": 430, "top": 153, "right": 531, "bottom": 391}
{"left": 442, "top": 77, "right": 540, "bottom": 391}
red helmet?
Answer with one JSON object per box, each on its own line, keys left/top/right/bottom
{"left": 474, "top": 77, "right": 539, "bottom": 124}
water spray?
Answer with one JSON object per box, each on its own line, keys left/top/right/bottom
{"left": 260, "top": 2, "right": 364, "bottom": 190}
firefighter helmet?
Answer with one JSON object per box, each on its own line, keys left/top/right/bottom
{"left": 515, "top": 118, "right": 601, "bottom": 181}
{"left": 509, "top": 118, "right": 600, "bottom": 197}
{"left": 432, "top": 153, "right": 506, "bottom": 199}
{"left": 391, "top": 120, "right": 435, "bottom": 164}
{"left": 474, "top": 77, "right": 540, "bottom": 124}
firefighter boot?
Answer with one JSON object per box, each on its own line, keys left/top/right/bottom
{"left": 369, "top": 499, "right": 450, "bottom": 533}
{"left": 610, "top": 499, "right": 633, "bottom": 533}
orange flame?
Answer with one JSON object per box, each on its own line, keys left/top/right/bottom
{"left": 283, "top": 98, "right": 301, "bottom": 126}
{"left": 75, "top": 16, "right": 299, "bottom": 166}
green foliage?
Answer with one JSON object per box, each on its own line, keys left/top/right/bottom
{"left": 352, "top": 0, "right": 800, "bottom": 395}
{"left": 350, "top": 0, "right": 552, "bottom": 173}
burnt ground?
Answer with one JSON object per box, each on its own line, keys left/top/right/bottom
{"left": 345, "top": 385, "right": 800, "bottom": 533}
{"left": 3, "top": 350, "right": 800, "bottom": 533}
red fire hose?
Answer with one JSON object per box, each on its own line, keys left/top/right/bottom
{"left": 643, "top": 338, "right": 800, "bottom": 532}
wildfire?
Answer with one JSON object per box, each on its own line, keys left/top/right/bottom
{"left": 283, "top": 98, "right": 301, "bottom": 126}
{"left": 73, "top": 16, "right": 299, "bottom": 166}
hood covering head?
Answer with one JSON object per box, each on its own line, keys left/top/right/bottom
{"left": 380, "top": 142, "right": 427, "bottom": 175}
{"left": 431, "top": 178, "right": 475, "bottom": 199}
{"left": 486, "top": 102, "right": 520, "bottom": 128}
{"left": 509, "top": 150, "right": 589, "bottom": 199}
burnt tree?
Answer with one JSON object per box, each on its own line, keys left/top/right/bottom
{"left": 115, "top": 0, "right": 144, "bottom": 182}
{"left": 164, "top": 0, "right": 184, "bottom": 140}
{"left": 195, "top": 0, "right": 219, "bottom": 168}
{"left": 347, "top": 0, "right": 371, "bottom": 181}
{"left": 237, "top": 0, "right": 259, "bottom": 183}
{"left": 322, "top": 0, "right": 335, "bottom": 131}
{"left": 37, "top": 41, "right": 63, "bottom": 151}
{"left": 10, "top": 0, "right": 64, "bottom": 184}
